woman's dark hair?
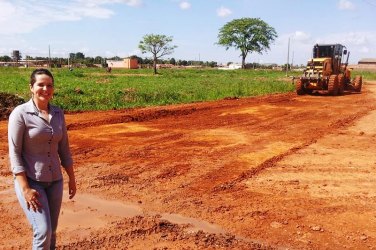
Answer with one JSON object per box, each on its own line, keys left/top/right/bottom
{"left": 30, "top": 68, "right": 54, "bottom": 86}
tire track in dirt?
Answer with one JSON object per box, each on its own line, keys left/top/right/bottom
{"left": 65, "top": 92, "right": 298, "bottom": 131}
{"left": 215, "top": 105, "right": 376, "bottom": 192}
{"left": 236, "top": 83, "right": 376, "bottom": 249}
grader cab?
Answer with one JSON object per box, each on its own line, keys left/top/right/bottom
{"left": 295, "top": 44, "right": 362, "bottom": 95}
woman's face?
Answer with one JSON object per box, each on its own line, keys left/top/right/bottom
{"left": 30, "top": 74, "right": 54, "bottom": 104}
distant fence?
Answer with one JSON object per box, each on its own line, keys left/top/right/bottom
{"left": 0, "top": 60, "right": 48, "bottom": 67}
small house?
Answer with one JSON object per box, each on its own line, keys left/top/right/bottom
{"left": 358, "top": 58, "right": 376, "bottom": 65}
{"left": 106, "top": 57, "right": 139, "bottom": 69}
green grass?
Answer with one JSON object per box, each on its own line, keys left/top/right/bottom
{"left": 1, "top": 67, "right": 374, "bottom": 111}
{"left": 355, "top": 70, "right": 376, "bottom": 81}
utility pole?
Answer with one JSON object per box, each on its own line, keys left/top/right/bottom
{"left": 48, "top": 45, "right": 51, "bottom": 68}
{"left": 291, "top": 51, "right": 294, "bottom": 71}
{"left": 286, "top": 37, "right": 290, "bottom": 76}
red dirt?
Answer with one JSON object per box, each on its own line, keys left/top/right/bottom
{"left": 0, "top": 92, "right": 24, "bottom": 121}
{"left": 1, "top": 82, "right": 376, "bottom": 249}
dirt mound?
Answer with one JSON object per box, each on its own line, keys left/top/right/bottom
{"left": 0, "top": 93, "right": 25, "bottom": 120}
{"left": 60, "top": 215, "right": 270, "bottom": 249}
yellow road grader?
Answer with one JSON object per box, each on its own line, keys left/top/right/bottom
{"left": 294, "top": 44, "right": 362, "bottom": 95}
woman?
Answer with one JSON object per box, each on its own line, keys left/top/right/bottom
{"left": 8, "top": 68, "right": 76, "bottom": 249}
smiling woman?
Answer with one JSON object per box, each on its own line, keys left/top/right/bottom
{"left": 29, "top": 69, "right": 55, "bottom": 120}
{"left": 7, "top": 68, "right": 77, "bottom": 249}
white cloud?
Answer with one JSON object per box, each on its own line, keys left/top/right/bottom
{"left": 77, "top": 0, "right": 143, "bottom": 7}
{"left": 69, "top": 3, "right": 115, "bottom": 19}
{"left": 120, "top": 0, "right": 143, "bottom": 7}
{"left": 315, "top": 31, "right": 375, "bottom": 46}
{"left": 272, "top": 30, "right": 376, "bottom": 64}
{"left": 359, "top": 46, "right": 370, "bottom": 53}
{"left": 217, "top": 6, "right": 232, "bottom": 17}
{"left": 0, "top": 1, "right": 17, "bottom": 22}
{"left": 338, "top": 0, "right": 355, "bottom": 10}
{"left": 0, "top": 0, "right": 143, "bottom": 35}
{"left": 179, "top": 1, "right": 191, "bottom": 10}
{"left": 275, "top": 32, "right": 313, "bottom": 47}
{"left": 293, "top": 31, "right": 311, "bottom": 42}
{"left": 311, "top": 31, "right": 376, "bottom": 63}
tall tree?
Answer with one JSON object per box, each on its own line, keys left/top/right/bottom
{"left": 75, "top": 52, "right": 85, "bottom": 60}
{"left": 169, "top": 58, "right": 176, "bottom": 65}
{"left": 217, "top": 18, "right": 277, "bottom": 69}
{"left": 138, "top": 34, "right": 177, "bottom": 74}
{"left": 94, "top": 56, "right": 103, "bottom": 64}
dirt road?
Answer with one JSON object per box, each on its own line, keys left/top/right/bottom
{"left": 1, "top": 82, "right": 376, "bottom": 249}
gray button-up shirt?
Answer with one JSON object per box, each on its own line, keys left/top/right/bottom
{"left": 8, "top": 99, "right": 73, "bottom": 182}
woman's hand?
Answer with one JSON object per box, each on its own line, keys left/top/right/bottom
{"left": 64, "top": 165, "right": 76, "bottom": 199}
{"left": 15, "top": 173, "right": 41, "bottom": 212}
{"left": 23, "top": 188, "right": 41, "bottom": 212}
{"left": 68, "top": 178, "right": 76, "bottom": 199}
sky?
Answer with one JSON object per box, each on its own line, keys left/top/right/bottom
{"left": 0, "top": 0, "right": 376, "bottom": 65}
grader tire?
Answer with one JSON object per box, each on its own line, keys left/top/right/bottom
{"left": 296, "top": 79, "right": 305, "bottom": 95}
{"left": 328, "top": 75, "right": 339, "bottom": 96}
{"left": 338, "top": 74, "right": 345, "bottom": 95}
{"left": 353, "top": 75, "right": 362, "bottom": 92}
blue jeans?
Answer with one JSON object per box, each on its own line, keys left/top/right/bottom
{"left": 15, "top": 178, "right": 63, "bottom": 250}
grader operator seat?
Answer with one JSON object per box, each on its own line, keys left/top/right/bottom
{"left": 313, "top": 44, "right": 346, "bottom": 75}
{"left": 313, "top": 44, "right": 335, "bottom": 59}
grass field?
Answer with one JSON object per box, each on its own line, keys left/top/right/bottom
{"left": 0, "top": 67, "right": 373, "bottom": 112}
{"left": 0, "top": 67, "right": 297, "bottom": 111}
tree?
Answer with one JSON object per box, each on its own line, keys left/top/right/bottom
{"left": 0, "top": 55, "right": 12, "bottom": 62}
{"left": 108, "top": 56, "right": 122, "bottom": 61}
{"left": 69, "top": 52, "right": 85, "bottom": 64}
{"left": 169, "top": 58, "right": 176, "bottom": 65}
{"left": 178, "top": 60, "right": 188, "bottom": 66}
{"left": 207, "top": 61, "right": 218, "bottom": 68}
{"left": 75, "top": 52, "right": 85, "bottom": 60}
{"left": 94, "top": 56, "right": 104, "bottom": 64}
{"left": 217, "top": 18, "right": 277, "bottom": 69}
{"left": 138, "top": 34, "right": 177, "bottom": 74}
